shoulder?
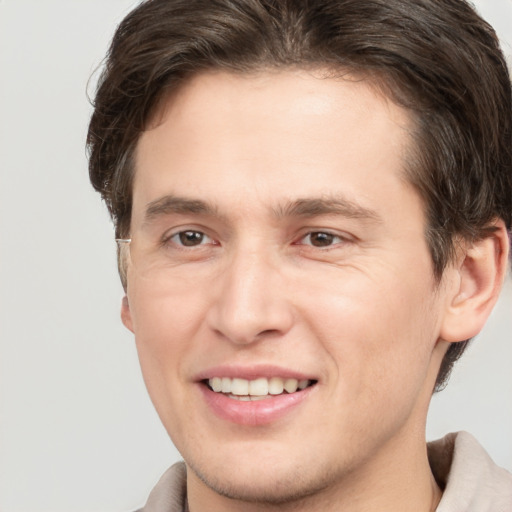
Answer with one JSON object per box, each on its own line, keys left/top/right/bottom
{"left": 429, "top": 431, "right": 512, "bottom": 512}
{"left": 136, "top": 461, "right": 187, "bottom": 512}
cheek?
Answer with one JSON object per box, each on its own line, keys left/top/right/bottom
{"left": 127, "top": 279, "right": 206, "bottom": 385}
{"left": 129, "top": 273, "right": 206, "bottom": 333}
{"left": 127, "top": 282, "right": 206, "bottom": 438}
{"left": 302, "top": 271, "right": 440, "bottom": 397}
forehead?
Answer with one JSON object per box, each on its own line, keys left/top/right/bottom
{"left": 146, "top": 68, "right": 411, "bottom": 144}
{"left": 133, "top": 69, "right": 416, "bottom": 218}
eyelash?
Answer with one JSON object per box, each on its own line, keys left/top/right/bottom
{"left": 161, "top": 229, "right": 350, "bottom": 250}
{"left": 163, "top": 229, "right": 216, "bottom": 249}
{"left": 297, "top": 231, "right": 348, "bottom": 249}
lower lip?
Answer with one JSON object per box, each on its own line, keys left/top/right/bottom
{"left": 198, "top": 384, "right": 315, "bottom": 426}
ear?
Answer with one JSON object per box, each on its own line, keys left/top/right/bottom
{"left": 121, "top": 295, "right": 134, "bottom": 333}
{"left": 440, "top": 220, "right": 510, "bottom": 343}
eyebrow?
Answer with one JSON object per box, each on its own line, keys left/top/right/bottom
{"left": 143, "top": 193, "right": 382, "bottom": 225}
{"left": 273, "top": 196, "right": 382, "bottom": 223}
{"left": 143, "top": 195, "right": 219, "bottom": 224}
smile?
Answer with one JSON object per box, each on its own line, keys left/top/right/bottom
{"left": 199, "top": 374, "right": 317, "bottom": 425}
{"left": 207, "top": 376, "right": 312, "bottom": 400}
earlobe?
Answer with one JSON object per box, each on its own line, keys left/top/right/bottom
{"left": 121, "top": 295, "right": 134, "bottom": 333}
{"left": 440, "top": 220, "right": 509, "bottom": 343}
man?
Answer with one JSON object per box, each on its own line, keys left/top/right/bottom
{"left": 87, "top": 0, "right": 512, "bottom": 510}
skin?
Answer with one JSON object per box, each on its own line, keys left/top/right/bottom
{"left": 121, "top": 70, "right": 508, "bottom": 512}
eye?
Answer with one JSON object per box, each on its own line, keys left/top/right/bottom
{"left": 300, "top": 231, "right": 345, "bottom": 248}
{"left": 167, "top": 230, "right": 213, "bottom": 247}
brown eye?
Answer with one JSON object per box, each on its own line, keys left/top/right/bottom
{"left": 174, "top": 230, "right": 208, "bottom": 247}
{"left": 311, "top": 232, "right": 334, "bottom": 246}
{"left": 307, "top": 232, "right": 337, "bottom": 247}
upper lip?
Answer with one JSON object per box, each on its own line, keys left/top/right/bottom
{"left": 193, "top": 364, "right": 317, "bottom": 382}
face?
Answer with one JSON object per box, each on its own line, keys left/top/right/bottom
{"left": 123, "top": 70, "right": 453, "bottom": 504}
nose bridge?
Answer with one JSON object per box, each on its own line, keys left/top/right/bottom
{"left": 208, "top": 241, "right": 293, "bottom": 344}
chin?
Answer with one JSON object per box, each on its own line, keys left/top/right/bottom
{"left": 187, "top": 457, "right": 339, "bottom": 505}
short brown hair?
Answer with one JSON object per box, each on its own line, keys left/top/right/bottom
{"left": 87, "top": 0, "right": 512, "bottom": 390}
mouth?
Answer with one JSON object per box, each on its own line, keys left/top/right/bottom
{"left": 203, "top": 376, "right": 317, "bottom": 401}
{"left": 196, "top": 366, "right": 319, "bottom": 425}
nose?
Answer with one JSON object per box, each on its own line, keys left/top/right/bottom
{"left": 207, "top": 247, "right": 294, "bottom": 345}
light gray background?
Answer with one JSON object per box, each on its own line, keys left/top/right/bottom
{"left": 0, "top": 1, "right": 510, "bottom": 511}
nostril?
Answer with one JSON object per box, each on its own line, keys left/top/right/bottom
{"left": 256, "top": 328, "right": 281, "bottom": 338}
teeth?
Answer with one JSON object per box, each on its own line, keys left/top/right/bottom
{"left": 231, "top": 378, "right": 249, "bottom": 395}
{"left": 298, "top": 379, "right": 309, "bottom": 390}
{"left": 228, "top": 394, "right": 270, "bottom": 401}
{"left": 208, "top": 376, "right": 312, "bottom": 396}
{"left": 249, "top": 377, "right": 268, "bottom": 395}
{"left": 284, "top": 378, "right": 299, "bottom": 393}
{"left": 268, "top": 377, "right": 284, "bottom": 395}
{"left": 221, "top": 377, "right": 231, "bottom": 393}
{"left": 210, "top": 377, "right": 222, "bottom": 392}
